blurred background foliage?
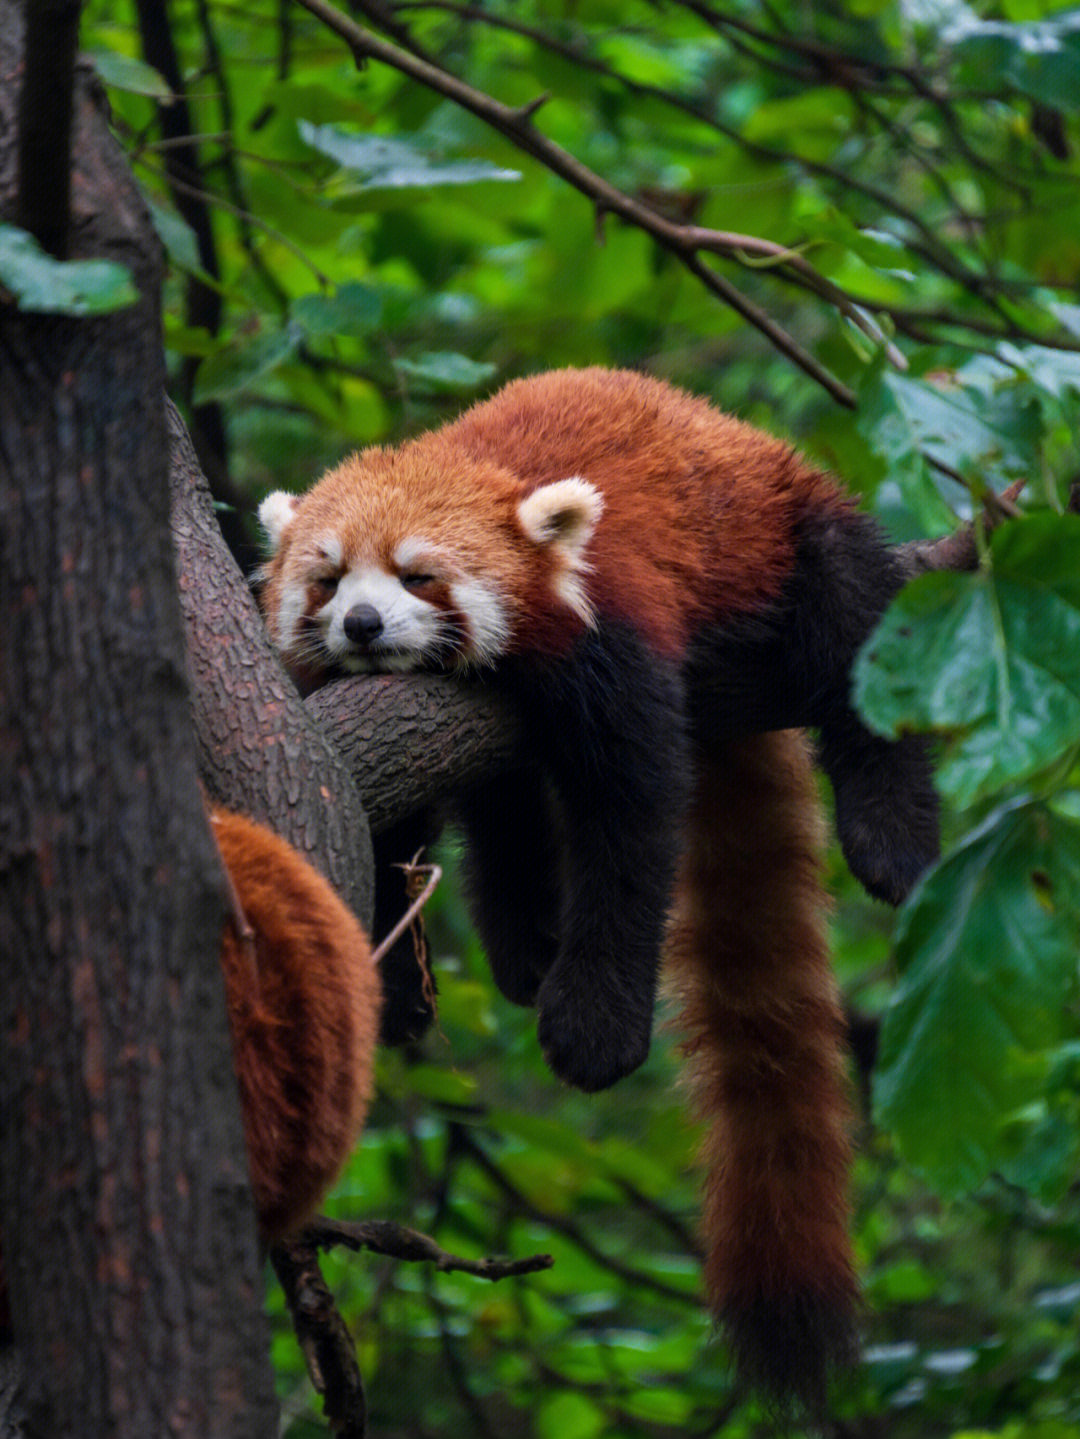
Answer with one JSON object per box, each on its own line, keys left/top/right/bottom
{"left": 64, "top": 0, "right": 1080, "bottom": 1430}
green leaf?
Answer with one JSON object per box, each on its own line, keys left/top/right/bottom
{"left": 0, "top": 223, "right": 138, "bottom": 315}
{"left": 392, "top": 351, "right": 496, "bottom": 393}
{"left": 874, "top": 802, "right": 1080, "bottom": 1195}
{"left": 535, "top": 1391, "right": 604, "bottom": 1439}
{"left": 292, "top": 283, "right": 383, "bottom": 338}
{"left": 299, "top": 125, "right": 521, "bottom": 195}
{"left": 943, "top": 11, "right": 1080, "bottom": 114}
{"left": 192, "top": 322, "right": 304, "bottom": 404}
{"left": 880, "top": 372, "right": 1040, "bottom": 484}
{"left": 147, "top": 201, "right": 203, "bottom": 276}
{"left": 87, "top": 47, "right": 172, "bottom": 100}
{"left": 855, "top": 515, "right": 1080, "bottom": 806}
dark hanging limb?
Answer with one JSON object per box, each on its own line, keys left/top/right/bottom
{"left": 270, "top": 1222, "right": 553, "bottom": 1438}
{"left": 271, "top": 1242, "right": 368, "bottom": 1439}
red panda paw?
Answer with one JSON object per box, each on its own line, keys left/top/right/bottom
{"left": 535, "top": 977, "right": 652, "bottom": 1092}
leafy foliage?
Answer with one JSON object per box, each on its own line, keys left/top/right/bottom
{"left": 0, "top": 223, "right": 138, "bottom": 314}
{"left": 79, "top": 0, "right": 1080, "bottom": 1432}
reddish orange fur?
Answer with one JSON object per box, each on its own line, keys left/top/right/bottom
{"left": 665, "top": 733, "right": 856, "bottom": 1396}
{"left": 212, "top": 809, "right": 380, "bottom": 1242}
{"left": 261, "top": 367, "right": 853, "bottom": 662}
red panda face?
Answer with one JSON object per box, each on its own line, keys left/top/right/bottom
{"left": 258, "top": 443, "right": 603, "bottom": 681}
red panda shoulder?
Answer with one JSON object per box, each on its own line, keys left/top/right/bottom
{"left": 449, "top": 370, "right": 830, "bottom": 656}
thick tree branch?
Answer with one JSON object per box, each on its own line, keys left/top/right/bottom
{"left": 167, "top": 399, "right": 375, "bottom": 925}
{"left": 305, "top": 673, "right": 524, "bottom": 835}
{"left": 1, "top": 9, "right": 278, "bottom": 1427}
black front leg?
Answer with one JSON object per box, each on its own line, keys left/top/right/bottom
{"left": 454, "top": 768, "right": 562, "bottom": 1007}
{"left": 508, "top": 624, "right": 689, "bottom": 1093}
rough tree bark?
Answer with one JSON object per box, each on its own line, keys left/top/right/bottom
{"left": 167, "top": 401, "right": 374, "bottom": 922}
{"left": 0, "top": 8, "right": 277, "bottom": 1433}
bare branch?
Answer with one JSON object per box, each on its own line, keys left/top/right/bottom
{"left": 893, "top": 478, "right": 1026, "bottom": 579}
{"left": 271, "top": 1241, "right": 367, "bottom": 1439}
{"left": 303, "top": 1216, "right": 554, "bottom": 1280}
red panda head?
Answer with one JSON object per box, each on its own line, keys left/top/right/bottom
{"left": 258, "top": 439, "right": 603, "bottom": 681}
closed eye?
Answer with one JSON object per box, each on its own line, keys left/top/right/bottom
{"left": 401, "top": 573, "right": 437, "bottom": 590}
{"left": 312, "top": 574, "right": 340, "bottom": 597}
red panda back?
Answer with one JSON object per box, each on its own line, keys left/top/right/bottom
{"left": 443, "top": 367, "right": 844, "bottom": 653}
{"left": 212, "top": 810, "right": 380, "bottom": 1242}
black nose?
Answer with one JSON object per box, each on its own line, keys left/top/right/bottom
{"left": 343, "top": 604, "right": 384, "bottom": 645}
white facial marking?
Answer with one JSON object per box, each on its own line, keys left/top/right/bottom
{"left": 258, "top": 490, "right": 299, "bottom": 552}
{"left": 274, "top": 578, "right": 308, "bottom": 650}
{"left": 393, "top": 536, "right": 444, "bottom": 571}
{"left": 320, "top": 566, "right": 445, "bottom": 669}
{"left": 315, "top": 533, "right": 343, "bottom": 568}
{"left": 450, "top": 579, "right": 510, "bottom": 666}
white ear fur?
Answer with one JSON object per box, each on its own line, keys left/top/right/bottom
{"left": 258, "top": 490, "right": 299, "bottom": 553}
{"left": 517, "top": 477, "right": 603, "bottom": 626}
{"left": 517, "top": 477, "right": 603, "bottom": 562}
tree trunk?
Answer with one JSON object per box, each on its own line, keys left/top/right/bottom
{"left": 0, "top": 10, "right": 277, "bottom": 1433}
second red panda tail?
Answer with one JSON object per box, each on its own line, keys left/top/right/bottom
{"left": 665, "top": 731, "right": 857, "bottom": 1410}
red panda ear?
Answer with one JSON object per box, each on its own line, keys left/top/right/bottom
{"left": 516, "top": 477, "right": 603, "bottom": 563}
{"left": 517, "top": 477, "right": 603, "bottom": 625}
{"left": 258, "top": 490, "right": 299, "bottom": 554}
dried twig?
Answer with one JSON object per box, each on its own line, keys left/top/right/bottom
{"left": 370, "top": 858, "right": 441, "bottom": 965}
{"left": 302, "top": 1216, "right": 554, "bottom": 1280}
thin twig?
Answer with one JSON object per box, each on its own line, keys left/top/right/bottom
{"left": 303, "top": 1215, "right": 555, "bottom": 1279}
{"left": 893, "top": 477, "right": 1026, "bottom": 578}
{"left": 371, "top": 860, "right": 441, "bottom": 965}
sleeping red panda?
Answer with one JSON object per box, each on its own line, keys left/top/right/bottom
{"left": 0, "top": 809, "right": 379, "bottom": 1347}
{"left": 257, "top": 366, "right": 939, "bottom": 1406}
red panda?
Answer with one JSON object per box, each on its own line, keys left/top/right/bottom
{"left": 257, "top": 367, "right": 939, "bottom": 1406}
{"left": 0, "top": 810, "right": 380, "bottom": 1346}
